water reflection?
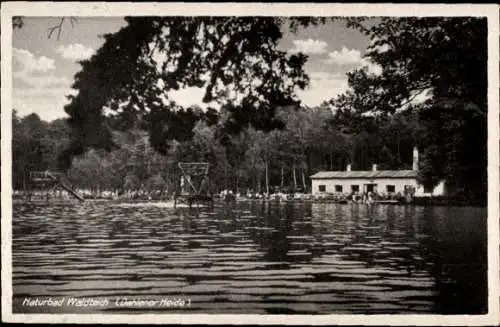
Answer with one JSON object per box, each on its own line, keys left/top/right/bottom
{"left": 12, "top": 201, "right": 486, "bottom": 314}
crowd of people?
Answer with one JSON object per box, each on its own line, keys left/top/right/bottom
{"left": 348, "top": 191, "right": 405, "bottom": 203}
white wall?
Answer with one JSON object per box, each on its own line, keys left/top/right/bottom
{"left": 311, "top": 178, "right": 445, "bottom": 196}
{"left": 414, "top": 180, "right": 446, "bottom": 197}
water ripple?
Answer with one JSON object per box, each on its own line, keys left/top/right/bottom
{"left": 12, "top": 201, "right": 486, "bottom": 314}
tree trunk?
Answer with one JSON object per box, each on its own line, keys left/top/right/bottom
{"left": 280, "top": 166, "right": 284, "bottom": 189}
{"left": 224, "top": 167, "right": 228, "bottom": 190}
{"left": 350, "top": 139, "right": 356, "bottom": 168}
{"left": 23, "top": 172, "right": 27, "bottom": 195}
{"left": 301, "top": 167, "right": 307, "bottom": 191}
{"left": 252, "top": 168, "right": 257, "bottom": 193}
{"left": 293, "top": 162, "right": 297, "bottom": 191}
{"left": 397, "top": 136, "right": 401, "bottom": 165}
{"left": 303, "top": 151, "right": 311, "bottom": 191}
{"left": 265, "top": 161, "right": 269, "bottom": 195}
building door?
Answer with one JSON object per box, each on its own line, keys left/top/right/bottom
{"left": 364, "top": 183, "right": 377, "bottom": 193}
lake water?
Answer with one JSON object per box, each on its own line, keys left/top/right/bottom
{"left": 12, "top": 201, "right": 487, "bottom": 314}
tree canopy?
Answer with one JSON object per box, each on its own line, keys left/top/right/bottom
{"left": 62, "top": 17, "right": 330, "bottom": 165}
{"left": 331, "top": 17, "right": 487, "bottom": 198}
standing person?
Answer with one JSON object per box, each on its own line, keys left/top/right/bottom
{"left": 367, "top": 191, "right": 373, "bottom": 204}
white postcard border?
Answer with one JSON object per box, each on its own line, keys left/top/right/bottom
{"left": 1, "top": 2, "right": 499, "bottom": 325}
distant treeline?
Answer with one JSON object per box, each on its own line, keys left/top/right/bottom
{"left": 12, "top": 100, "right": 485, "bottom": 201}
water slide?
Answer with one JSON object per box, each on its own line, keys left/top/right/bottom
{"left": 45, "top": 172, "right": 84, "bottom": 202}
{"left": 58, "top": 182, "right": 85, "bottom": 202}
{"left": 28, "top": 171, "right": 84, "bottom": 202}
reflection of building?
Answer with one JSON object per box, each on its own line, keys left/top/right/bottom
{"left": 310, "top": 147, "right": 446, "bottom": 197}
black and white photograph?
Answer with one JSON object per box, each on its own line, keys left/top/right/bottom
{"left": 2, "top": 2, "right": 499, "bottom": 325}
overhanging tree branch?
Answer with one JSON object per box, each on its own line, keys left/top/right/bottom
{"left": 48, "top": 17, "right": 78, "bottom": 40}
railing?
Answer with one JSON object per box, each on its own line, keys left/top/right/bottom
{"left": 29, "top": 171, "right": 62, "bottom": 181}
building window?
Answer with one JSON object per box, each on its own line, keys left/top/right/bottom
{"left": 318, "top": 185, "right": 326, "bottom": 192}
{"left": 386, "top": 185, "right": 396, "bottom": 193}
{"left": 351, "top": 185, "right": 359, "bottom": 193}
{"left": 366, "top": 184, "right": 377, "bottom": 193}
{"left": 335, "top": 185, "right": 343, "bottom": 192}
{"left": 424, "top": 184, "right": 434, "bottom": 193}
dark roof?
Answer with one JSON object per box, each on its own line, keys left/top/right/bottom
{"left": 310, "top": 170, "right": 417, "bottom": 179}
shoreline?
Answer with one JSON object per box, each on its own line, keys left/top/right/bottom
{"left": 11, "top": 196, "right": 486, "bottom": 208}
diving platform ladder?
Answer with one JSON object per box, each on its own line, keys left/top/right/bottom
{"left": 174, "top": 162, "right": 213, "bottom": 208}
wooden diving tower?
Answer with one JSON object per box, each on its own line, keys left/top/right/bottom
{"left": 174, "top": 162, "right": 213, "bottom": 208}
{"left": 25, "top": 171, "right": 84, "bottom": 202}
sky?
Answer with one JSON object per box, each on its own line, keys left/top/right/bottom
{"left": 12, "top": 17, "right": 375, "bottom": 121}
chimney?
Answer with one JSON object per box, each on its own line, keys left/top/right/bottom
{"left": 372, "top": 164, "right": 377, "bottom": 171}
{"left": 346, "top": 164, "right": 351, "bottom": 172}
{"left": 412, "top": 146, "right": 419, "bottom": 171}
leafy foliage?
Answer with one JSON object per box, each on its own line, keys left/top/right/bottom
{"left": 332, "top": 17, "right": 487, "bottom": 198}
{"left": 62, "top": 17, "right": 330, "bottom": 166}
{"left": 12, "top": 111, "right": 71, "bottom": 189}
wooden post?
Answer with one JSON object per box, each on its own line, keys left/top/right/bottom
{"left": 45, "top": 182, "right": 50, "bottom": 202}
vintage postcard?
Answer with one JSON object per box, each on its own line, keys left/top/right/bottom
{"left": 1, "top": 2, "right": 499, "bottom": 325}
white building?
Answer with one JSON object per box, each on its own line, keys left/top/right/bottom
{"left": 310, "top": 147, "right": 446, "bottom": 197}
